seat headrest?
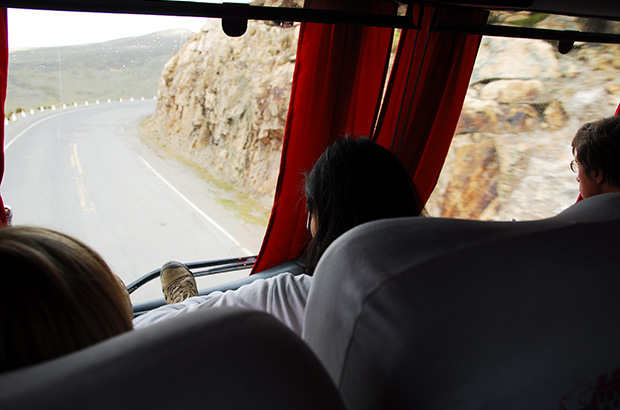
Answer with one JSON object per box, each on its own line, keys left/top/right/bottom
{"left": 554, "top": 192, "right": 620, "bottom": 222}
{"left": 1, "top": 307, "right": 344, "bottom": 410}
{"left": 303, "top": 193, "right": 620, "bottom": 410}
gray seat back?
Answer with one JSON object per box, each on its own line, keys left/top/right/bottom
{"left": 0, "top": 307, "right": 345, "bottom": 410}
{"left": 303, "top": 193, "right": 620, "bottom": 410}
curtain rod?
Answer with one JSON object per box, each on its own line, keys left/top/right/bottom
{"left": 431, "top": 21, "right": 620, "bottom": 45}
{"left": 2, "top": 0, "right": 618, "bottom": 43}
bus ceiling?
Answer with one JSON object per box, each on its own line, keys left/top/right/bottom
{"left": 0, "top": 0, "right": 618, "bottom": 44}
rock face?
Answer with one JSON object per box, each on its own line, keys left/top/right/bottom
{"left": 142, "top": 19, "right": 299, "bottom": 209}
{"left": 470, "top": 38, "right": 562, "bottom": 83}
{"left": 146, "top": 11, "right": 620, "bottom": 220}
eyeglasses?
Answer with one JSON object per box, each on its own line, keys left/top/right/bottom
{"left": 570, "top": 160, "right": 579, "bottom": 173}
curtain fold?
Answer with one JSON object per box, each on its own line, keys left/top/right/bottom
{"left": 373, "top": 6, "right": 487, "bottom": 203}
{"left": 251, "top": 2, "right": 396, "bottom": 273}
{"left": 0, "top": 9, "right": 8, "bottom": 226}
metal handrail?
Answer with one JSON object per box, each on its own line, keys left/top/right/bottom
{"left": 126, "top": 255, "right": 257, "bottom": 294}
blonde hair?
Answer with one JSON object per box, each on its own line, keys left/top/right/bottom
{"left": 0, "top": 226, "right": 133, "bottom": 372}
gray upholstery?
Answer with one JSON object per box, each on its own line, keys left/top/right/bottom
{"left": 303, "top": 193, "right": 620, "bottom": 410}
{"left": 0, "top": 307, "right": 345, "bottom": 410}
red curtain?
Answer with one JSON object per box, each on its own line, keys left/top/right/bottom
{"left": 252, "top": 3, "right": 486, "bottom": 273}
{"left": 373, "top": 6, "right": 487, "bottom": 203}
{"left": 251, "top": 1, "right": 397, "bottom": 272}
{"left": 0, "top": 9, "right": 8, "bottom": 226}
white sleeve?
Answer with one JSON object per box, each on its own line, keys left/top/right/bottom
{"left": 133, "top": 272, "right": 312, "bottom": 336}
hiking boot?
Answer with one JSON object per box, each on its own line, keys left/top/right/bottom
{"left": 160, "top": 261, "right": 198, "bottom": 304}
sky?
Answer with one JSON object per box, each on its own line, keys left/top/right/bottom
{"left": 7, "top": 8, "right": 212, "bottom": 50}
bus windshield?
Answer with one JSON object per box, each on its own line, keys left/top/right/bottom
{"left": 2, "top": 7, "right": 296, "bottom": 303}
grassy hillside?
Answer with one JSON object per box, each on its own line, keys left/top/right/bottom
{"left": 6, "top": 29, "right": 192, "bottom": 115}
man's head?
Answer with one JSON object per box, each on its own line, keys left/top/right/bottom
{"left": 571, "top": 116, "right": 620, "bottom": 198}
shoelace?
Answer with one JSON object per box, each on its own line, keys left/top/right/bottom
{"left": 166, "top": 279, "right": 198, "bottom": 304}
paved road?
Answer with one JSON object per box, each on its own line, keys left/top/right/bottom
{"left": 2, "top": 101, "right": 266, "bottom": 303}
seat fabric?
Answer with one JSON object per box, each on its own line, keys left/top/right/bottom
{"left": 0, "top": 307, "right": 345, "bottom": 410}
{"left": 303, "top": 193, "right": 620, "bottom": 410}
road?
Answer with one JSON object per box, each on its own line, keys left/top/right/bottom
{"left": 2, "top": 101, "right": 266, "bottom": 303}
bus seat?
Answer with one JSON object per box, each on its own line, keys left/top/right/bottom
{"left": 0, "top": 307, "right": 345, "bottom": 410}
{"left": 303, "top": 192, "right": 620, "bottom": 410}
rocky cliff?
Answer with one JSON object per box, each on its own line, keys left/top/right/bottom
{"left": 144, "top": 13, "right": 620, "bottom": 221}
{"left": 142, "top": 19, "right": 298, "bottom": 210}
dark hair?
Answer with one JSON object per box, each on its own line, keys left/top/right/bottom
{"left": 303, "top": 136, "right": 425, "bottom": 273}
{"left": 0, "top": 226, "right": 133, "bottom": 372}
{"left": 572, "top": 116, "right": 620, "bottom": 187}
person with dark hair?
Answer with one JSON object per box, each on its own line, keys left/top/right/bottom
{"left": 135, "top": 136, "right": 426, "bottom": 335}
{"left": 0, "top": 226, "right": 133, "bottom": 373}
{"left": 571, "top": 116, "right": 620, "bottom": 199}
{"left": 303, "top": 136, "right": 426, "bottom": 274}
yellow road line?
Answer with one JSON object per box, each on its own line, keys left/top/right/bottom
{"left": 73, "top": 143, "right": 83, "bottom": 176}
{"left": 71, "top": 143, "right": 95, "bottom": 212}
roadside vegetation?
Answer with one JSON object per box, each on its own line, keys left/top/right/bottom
{"left": 139, "top": 118, "right": 271, "bottom": 227}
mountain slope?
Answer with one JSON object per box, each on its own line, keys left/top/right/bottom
{"left": 6, "top": 29, "right": 195, "bottom": 114}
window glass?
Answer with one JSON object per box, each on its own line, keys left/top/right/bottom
{"left": 426, "top": 14, "right": 620, "bottom": 221}
{"left": 3, "top": 8, "right": 297, "bottom": 303}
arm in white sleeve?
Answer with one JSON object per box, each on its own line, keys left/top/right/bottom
{"left": 133, "top": 272, "right": 312, "bottom": 336}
